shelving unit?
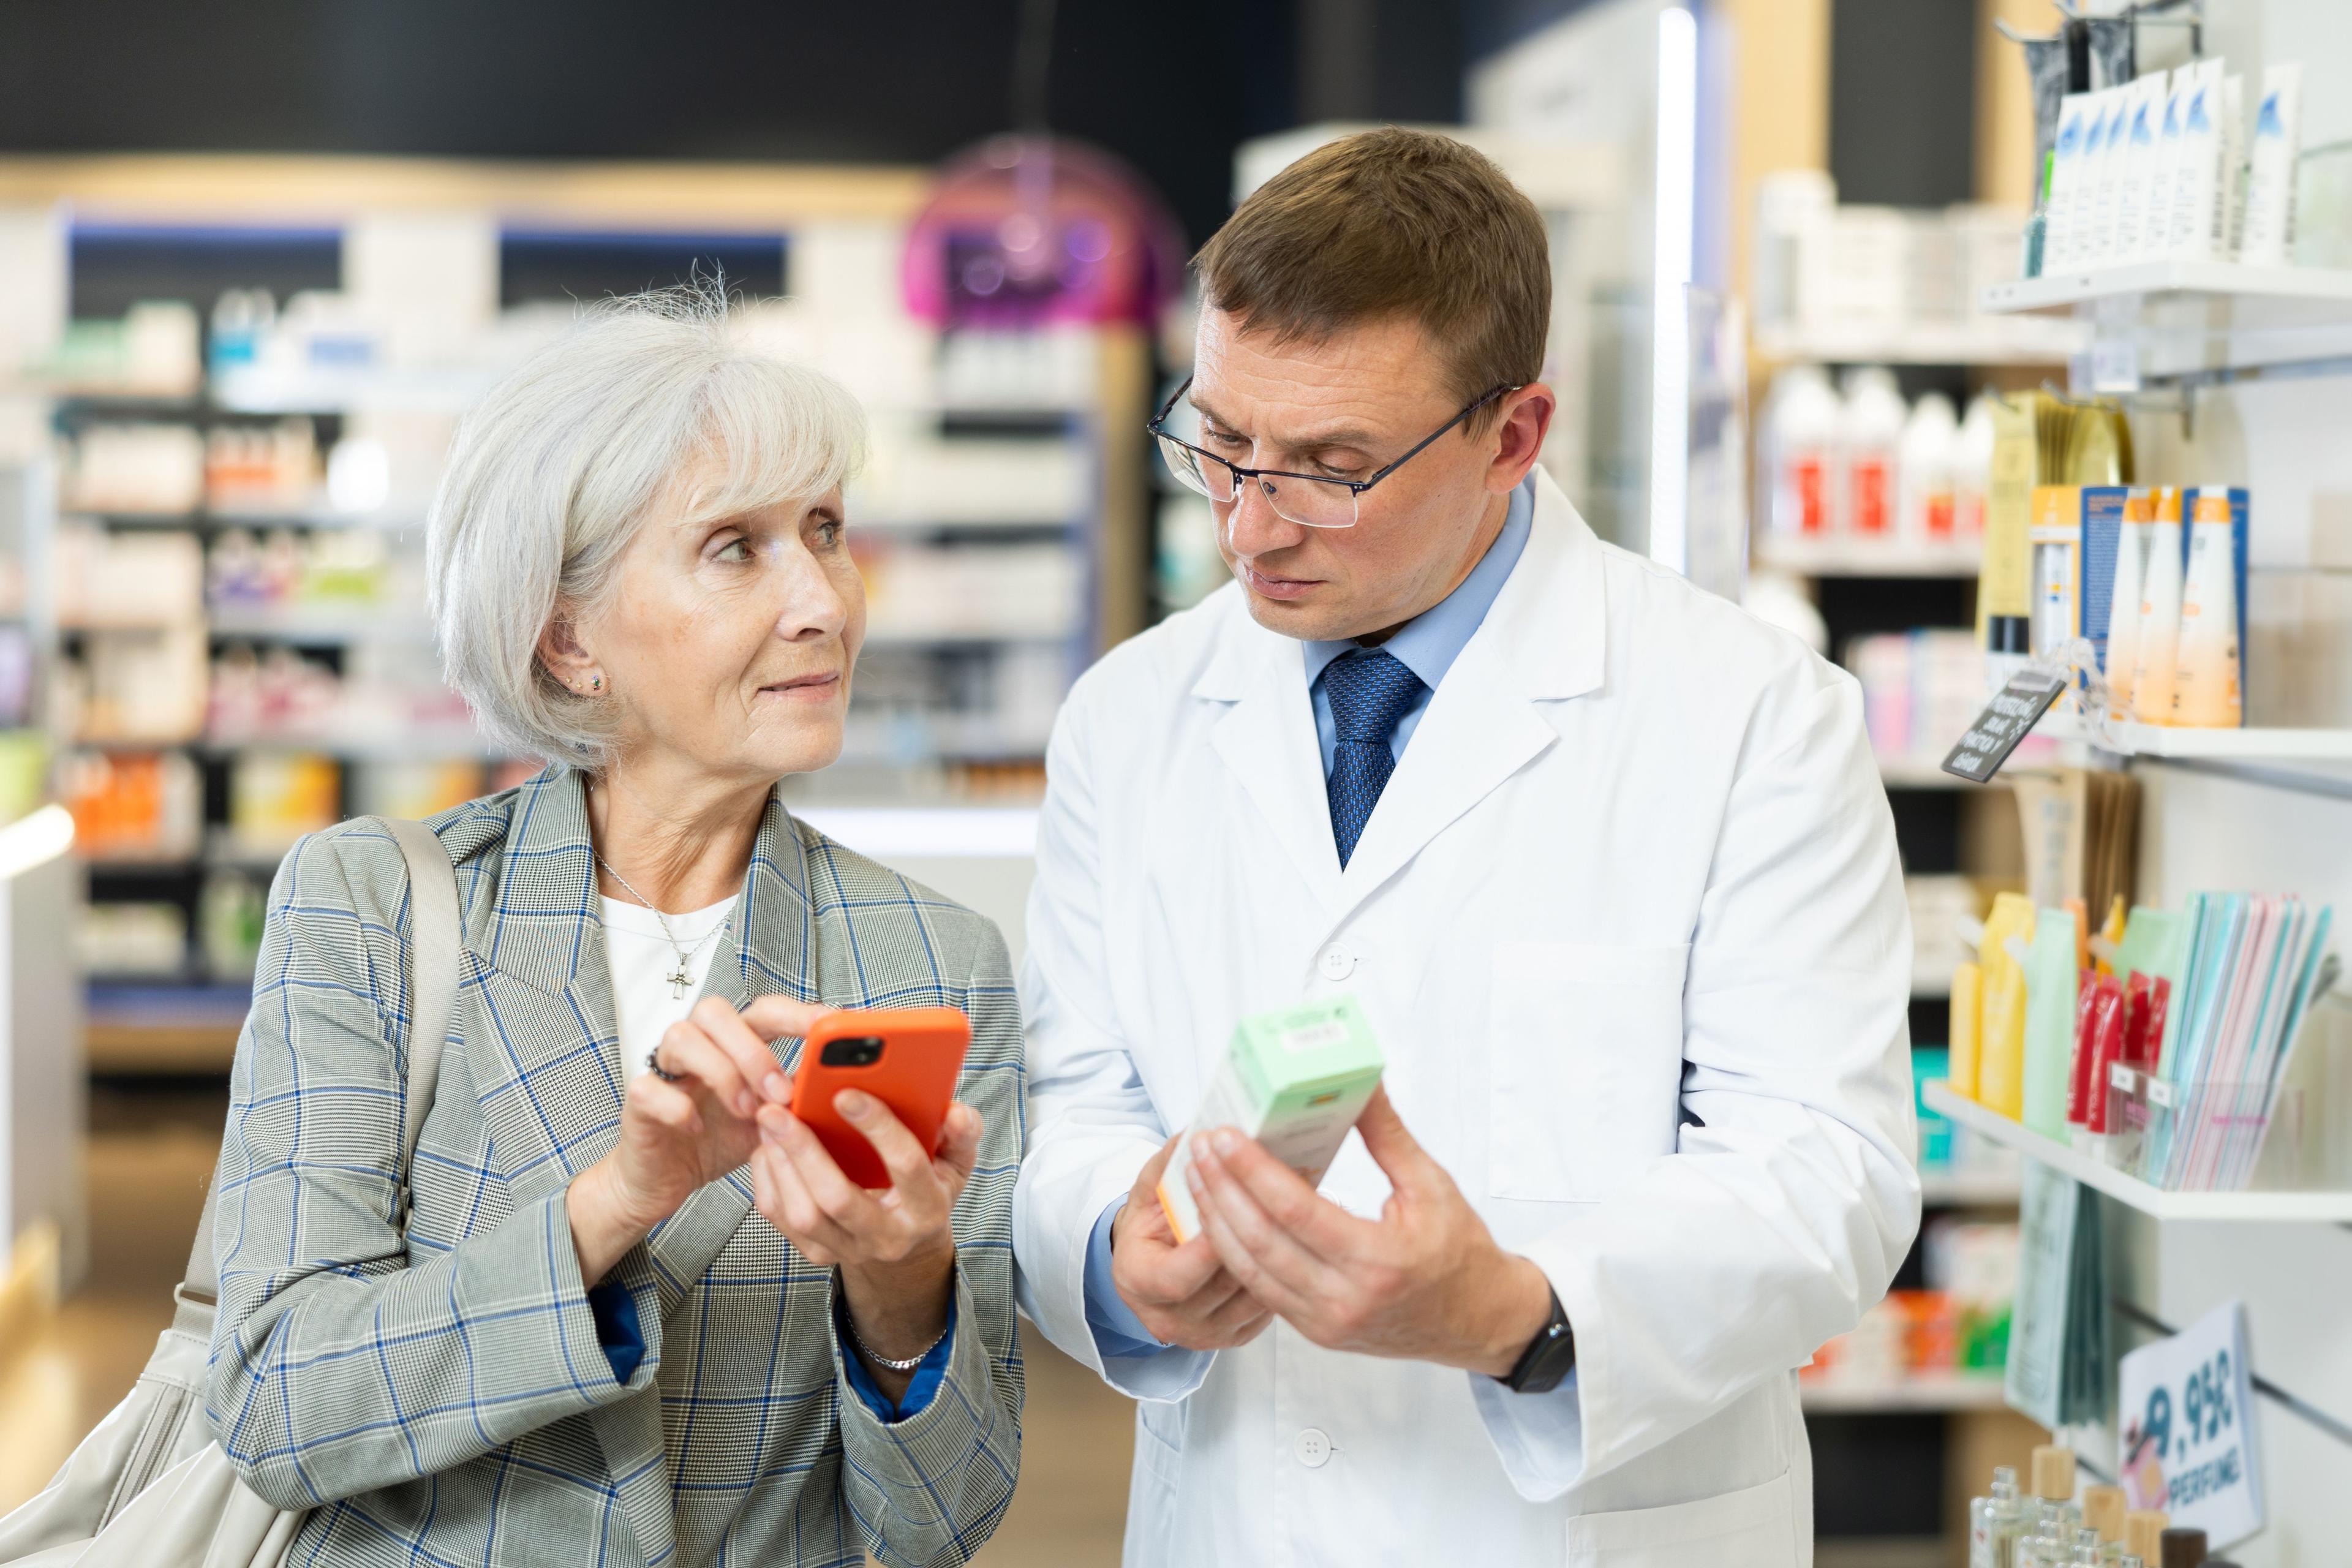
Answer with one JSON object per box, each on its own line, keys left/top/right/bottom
{"left": 1923, "top": 1082, "right": 2352, "bottom": 1223}
{"left": 0, "top": 154, "right": 1151, "bottom": 1068}
{"left": 1981, "top": 260, "right": 2352, "bottom": 317}
{"left": 2034, "top": 707, "right": 2352, "bottom": 763}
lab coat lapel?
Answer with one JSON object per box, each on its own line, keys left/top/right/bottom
{"left": 1198, "top": 616, "right": 1345, "bottom": 912}
{"left": 1331, "top": 473, "right": 1608, "bottom": 913}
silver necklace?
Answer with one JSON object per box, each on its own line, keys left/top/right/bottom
{"left": 595, "top": 851, "right": 733, "bottom": 998}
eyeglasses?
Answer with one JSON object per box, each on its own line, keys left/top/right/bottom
{"left": 1148, "top": 375, "right": 1521, "bottom": 530}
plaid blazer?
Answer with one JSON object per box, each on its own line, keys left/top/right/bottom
{"left": 205, "top": 766, "right": 1026, "bottom": 1568}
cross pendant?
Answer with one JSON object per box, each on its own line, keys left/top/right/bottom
{"left": 667, "top": 968, "right": 692, "bottom": 998}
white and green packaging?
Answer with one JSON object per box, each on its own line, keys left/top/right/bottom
{"left": 1156, "top": 995, "right": 1385, "bottom": 1245}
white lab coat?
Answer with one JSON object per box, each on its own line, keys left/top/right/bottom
{"left": 1012, "top": 471, "right": 1919, "bottom": 1567}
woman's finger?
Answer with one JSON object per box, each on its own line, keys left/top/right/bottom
{"left": 762, "top": 1104, "right": 887, "bottom": 1232}
{"left": 756, "top": 1145, "right": 850, "bottom": 1265}
{"left": 835, "top": 1090, "right": 943, "bottom": 1207}
{"left": 690, "top": 997, "right": 791, "bottom": 1105}
{"left": 933, "top": 1102, "right": 982, "bottom": 1179}
{"left": 625, "top": 1071, "right": 705, "bottom": 1140}
{"left": 654, "top": 1022, "right": 756, "bottom": 1121}
{"left": 739, "top": 995, "right": 829, "bottom": 1044}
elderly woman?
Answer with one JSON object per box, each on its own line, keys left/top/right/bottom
{"left": 203, "top": 292, "right": 1023, "bottom": 1567}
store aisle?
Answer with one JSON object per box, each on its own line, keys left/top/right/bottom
{"left": 0, "top": 1096, "right": 1134, "bottom": 1566}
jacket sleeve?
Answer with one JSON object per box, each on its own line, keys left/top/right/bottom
{"left": 204, "top": 829, "right": 648, "bottom": 1510}
{"left": 835, "top": 918, "right": 1028, "bottom": 1567}
{"left": 1473, "top": 667, "right": 1920, "bottom": 1498}
{"left": 1011, "top": 691, "right": 1213, "bottom": 1402}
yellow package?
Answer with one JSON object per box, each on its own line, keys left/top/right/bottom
{"left": 1948, "top": 962, "right": 1984, "bottom": 1099}
{"left": 1975, "top": 892, "right": 2037, "bottom": 1120}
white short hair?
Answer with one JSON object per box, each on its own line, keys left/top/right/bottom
{"left": 428, "top": 285, "right": 867, "bottom": 767}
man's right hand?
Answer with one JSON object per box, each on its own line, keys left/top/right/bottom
{"left": 1110, "top": 1133, "right": 1275, "bottom": 1351}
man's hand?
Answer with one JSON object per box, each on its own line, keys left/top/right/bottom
{"left": 1184, "top": 1087, "right": 1555, "bottom": 1377}
{"left": 1109, "top": 1134, "right": 1275, "bottom": 1352}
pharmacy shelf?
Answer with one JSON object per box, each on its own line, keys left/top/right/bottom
{"left": 1923, "top": 1080, "right": 2352, "bottom": 1221}
{"left": 207, "top": 605, "right": 435, "bottom": 641}
{"left": 1752, "top": 536, "right": 1983, "bottom": 579}
{"left": 1879, "top": 757, "right": 2024, "bottom": 790}
{"left": 1755, "top": 321, "right": 2084, "bottom": 366}
{"left": 1800, "top": 1374, "right": 2008, "bottom": 1413}
{"left": 1981, "top": 260, "right": 2352, "bottom": 316}
{"left": 2035, "top": 708, "right": 2352, "bottom": 762}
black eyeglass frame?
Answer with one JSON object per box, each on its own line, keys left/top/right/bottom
{"left": 1147, "top": 375, "right": 1524, "bottom": 518}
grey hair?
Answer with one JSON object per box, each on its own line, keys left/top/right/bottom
{"left": 428, "top": 284, "right": 867, "bottom": 768}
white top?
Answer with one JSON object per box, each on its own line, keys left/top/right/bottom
{"left": 601, "top": 894, "right": 738, "bottom": 1082}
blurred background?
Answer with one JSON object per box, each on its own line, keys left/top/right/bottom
{"left": 2, "top": 2, "right": 2350, "bottom": 1564}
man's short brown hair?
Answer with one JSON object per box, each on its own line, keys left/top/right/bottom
{"left": 1193, "top": 127, "right": 1550, "bottom": 421}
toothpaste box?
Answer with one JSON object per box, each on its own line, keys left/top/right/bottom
{"left": 1157, "top": 995, "right": 1385, "bottom": 1245}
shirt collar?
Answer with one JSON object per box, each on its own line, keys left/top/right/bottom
{"left": 1303, "top": 473, "right": 1536, "bottom": 690}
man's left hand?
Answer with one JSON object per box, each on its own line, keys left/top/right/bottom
{"left": 1183, "top": 1086, "right": 1555, "bottom": 1377}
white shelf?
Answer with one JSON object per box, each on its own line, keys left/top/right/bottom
{"left": 1879, "top": 756, "right": 2024, "bottom": 790}
{"left": 2035, "top": 708, "right": 2352, "bottom": 762}
{"left": 1923, "top": 1081, "right": 2352, "bottom": 1221}
{"left": 1800, "top": 1374, "right": 2009, "bottom": 1413}
{"left": 1757, "top": 321, "right": 2084, "bottom": 366}
{"left": 208, "top": 606, "right": 434, "bottom": 642}
{"left": 1981, "top": 260, "right": 2352, "bottom": 317}
{"left": 1752, "top": 535, "right": 1982, "bottom": 579}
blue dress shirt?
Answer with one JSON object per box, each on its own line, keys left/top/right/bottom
{"left": 1080, "top": 476, "right": 1537, "bottom": 1362}
{"left": 589, "top": 1278, "right": 955, "bottom": 1423}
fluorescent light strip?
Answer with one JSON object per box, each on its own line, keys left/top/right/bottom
{"left": 1649, "top": 5, "right": 1699, "bottom": 575}
{"left": 0, "top": 804, "right": 74, "bottom": 881}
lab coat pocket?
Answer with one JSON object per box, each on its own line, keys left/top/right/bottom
{"left": 1121, "top": 1399, "right": 1187, "bottom": 1568}
{"left": 1488, "top": 941, "right": 1689, "bottom": 1202}
{"left": 1564, "top": 1469, "right": 1798, "bottom": 1565}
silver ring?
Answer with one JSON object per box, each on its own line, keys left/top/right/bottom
{"left": 646, "top": 1049, "right": 680, "bottom": 1084}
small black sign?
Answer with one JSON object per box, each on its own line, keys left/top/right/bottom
{"left": 1940, "top": 666, "right": 2070, "bottom": 783}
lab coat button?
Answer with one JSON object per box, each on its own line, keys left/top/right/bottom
{"left": 1294, "top": 1428, "right": 1333, "bottom": 1468}
{"left": 1316, "top": 943, "right": 1355, "bottom": 981}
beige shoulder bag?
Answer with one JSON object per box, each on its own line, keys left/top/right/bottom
{"left": 0, "top": 819, "right": 461, "bottom": 1568}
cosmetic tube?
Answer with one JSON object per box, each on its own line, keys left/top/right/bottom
{"left": 2218, "top": 74, "right": 2246, "bottom": 258}
{"left": 2130, "top": 488, "right": 2185, "bottom": 725}
{"left": 2149, "top": 71, "right": 2190, "bottom": 260}
{"left": 2104, "top": 489, "right": 2151, "bottom": 715}
{"left": 2049, "top": 94, "right": 2092, "bottom": 269}
{"left": 2078, "top": 90, "right": 2119, "bottom": 263}
{"left": 2170, "top": 491, "right": 2242, "bottom": 727}
{"left": 2168, "top": 62, "right": 2224, "bottom": 261}
{"left": 2239, "top": 63, "right": 2302, "bottom": 266}
{"left": 2113, "top": 76, "right": 2166, "bottom": 262}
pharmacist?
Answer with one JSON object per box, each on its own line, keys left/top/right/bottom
{"left": 1011, "top": 127, "right": 1919, "bottom": 1566}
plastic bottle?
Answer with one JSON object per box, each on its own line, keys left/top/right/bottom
{"left": 2170, "top": 489, "right": 2242, "bottom": 728}
{"left": 2103, "top": 491, "right": 2152, "bottom": 717}
{"left": 2130, "top": 489, "right": 2187, "bottom": 725}
{"left": 1842, "top": 367, "right": 1908, "bottom": 538}
{"left": 1898, "top": 393, "right": 1960, "bottom": 541}
{"left": 1955, "top": 393, "right": 1997, "bottom": 538}
{"left": 1768, "top": 365, "right": 1841, "bottom": 537}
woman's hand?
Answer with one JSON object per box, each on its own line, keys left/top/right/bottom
{"left": 750, "top": 1091, "right": 983, "bottom": 1396}
{"left": 567, "top": 994, "right": 824, "bottom": 1285}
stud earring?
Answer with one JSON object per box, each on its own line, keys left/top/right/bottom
{"left": 590, "top": 676, "right": 602, "bottom": 692}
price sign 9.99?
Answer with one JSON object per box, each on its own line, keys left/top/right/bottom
{"left": 2117, "top": 1301, "right": 2264, "bottom": 1550}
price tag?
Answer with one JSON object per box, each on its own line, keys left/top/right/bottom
{"left": 2117, "top": 1300, "right": 2264, "bottom": 1550}
{"left": 1940, "top": 666, "right": 2070, "bottom": 783}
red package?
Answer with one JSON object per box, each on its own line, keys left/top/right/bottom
{"left": 2067, "top": 971, "right": 2104, "bottom": 1126}
{"left": 2135, "top": 976, "right": 2172, "bottom": 1071}
{"left": 2081, "top": 978, "right": 2127, "bottom": 1134}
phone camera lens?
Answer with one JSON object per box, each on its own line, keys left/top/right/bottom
{"left": 821, "top": 1036, "right": 885, "bottom": 1068}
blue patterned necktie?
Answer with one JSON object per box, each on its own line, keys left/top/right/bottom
{"left": 1321, "top": 649, "right": 1427, "bottom": 869}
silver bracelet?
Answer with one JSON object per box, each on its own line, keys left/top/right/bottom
{"left": 843, "top": 1305, "right": 952, "bottom": 1373}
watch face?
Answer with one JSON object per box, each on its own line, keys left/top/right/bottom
{"left": 1509, "top": 1300, "right": 1575, "bottom": 1394}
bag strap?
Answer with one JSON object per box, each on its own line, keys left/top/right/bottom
{"left": 182, "top": 818, "right": 462, "bottom": 1303}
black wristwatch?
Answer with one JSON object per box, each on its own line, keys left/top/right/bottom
{"left": 1498, "top": 1286, "right": 1577, "bottom": 1394}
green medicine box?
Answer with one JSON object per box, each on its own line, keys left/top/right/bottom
{"left": 1157, "top": 995, "right": 1386, "bottom": 1245}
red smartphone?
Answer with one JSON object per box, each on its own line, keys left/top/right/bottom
{"left": 786, "top": 1006, "right": 971, "bottom": 1188}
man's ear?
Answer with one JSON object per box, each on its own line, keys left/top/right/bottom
{"left": 1488, "top": 384, "right": 1556, "bottom": 492}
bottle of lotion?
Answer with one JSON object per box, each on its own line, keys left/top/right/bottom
{"left": 2104, "top": 489, "right": 2152, "bottom": 717}
{"left": 2130, "top": 488, "right": 2186, "bottom": 725}
{"left": 2170, "top": 489, "right": 2242, "bottom": 727}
